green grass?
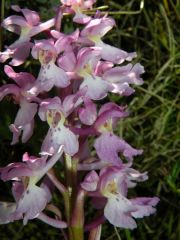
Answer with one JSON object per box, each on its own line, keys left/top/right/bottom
{"left": 0, "top": 0, "right": 180, "bottom": 239}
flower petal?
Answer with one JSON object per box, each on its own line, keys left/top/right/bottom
{"left": 10, "top": 100, "right": 37, "bottom": 144}
{"left": 11, "top": 101, "right": 37, "bottom": 144}
{"left": 62, "top": 87, "right": 87, "bottom": 116}
{"left": 21, "top": 119, "right": 35, "bottom": 143}
{"left": 96, "top": 41, "right": 136, "bottom": 64}
{"left": 104, "top": 197, "right": 137, "bottom": 229}
{"left": 81, "top": 170, "right": 99, "bottom": 191}
{"left": 103, "top": 63, "right": 144, "bottom": 96}
{"left": 131, "top": 197, "right": 159, "bottom": 218}
{"left": 94, "top": 132, "right": 143, "bottom": 165}
{"left": 1, "top": 162, "right": 32, "bottom": 181}
{"left": 21, "top": 8, "right": 40, "bottom": 26}
{"left": 15, "top": 185, "right": 49, "bottom": 225}
{"left": 0, "top": 202, "right": 20, "bottom": 224}
{"left": 37, "top": 212, "right": 67, "bottom": 228}
{"left": 57, "top": 51, "right": 76, "bottom": 71}
{"left": 80, "top": 75, "right": 110, "bottom": 100}
{"left": 42, "top": 125, "right": 79, "bottom": 156}
{"left": 38, "top": 97, "right": 62, "bottom": 121}
{"left": 76, "top": 47, "right": 101, "bottom": 71}
{"left": 94, "top": 103, "right": 128, "bottom": 131}
{"left": 73, "top": 13, "right": 91, "bottom": 24}
{"left": 4, "top": 65, "right": 35, "bottom": 88}
{"left": 0, "top": 84, "right": 20, "bottom": 101}
{"left": 2, "top": 16, "right": 29, "bottom": 30}
{"left": 33, "top": 63, "right": 70, "bottom": 94}
{"left": 79, "top": 98, "right": 97, "bottom": 125}
{"left": 9, "top": 42, "right": 32, "bottom": 66}
{"left": 81, "top": 17, "right": 115, "bottom": 38}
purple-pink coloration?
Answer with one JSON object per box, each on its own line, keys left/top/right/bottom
{"left": 0, "top": 65, "right": 38, "bottom": 144}
{"left": 81, "top": 166, "right": 159, "bottom": 229}
{"left": 0, "top": 6, "right": 55, "bottom": 66}
{"left": 0, "top": 1, "right": 159, "bottom": 237}
{"left": 0, "top": 148, "right": 64, "bottom": 225}
{"left": 94, "top": 132, "right": 143, "bottom": 166}
{"left": 61, "top": 0, "right": 96, "bottom": 24}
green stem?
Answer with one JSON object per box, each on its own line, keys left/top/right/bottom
{"left": 71, "top": 189, "right": 85, "bottom": 240}
{"left": 64, "top": 154, "right": 84, "bottom": 240}
{"left": 64, "top": 192, "right": 74, "bottom": 240}
{"left": 64, "top": 154, "right": 73, "bottom": 240}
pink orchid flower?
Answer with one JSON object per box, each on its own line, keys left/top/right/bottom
{"left": 61, "top": 0, "right": 96, "bottom": 24}
{"left": 81, "top": 16, "right": 136, "bottom": 64}
{"left": 81, "top": 166, "right": 159, "bottom": 229}
{"left": 75, "top": 47, "right": 111, "bottom": 100}
{"left": 0, "top": 147, "right": 67, "bottom": 226}
{"left": 103, "top": 63, "right": 145, "bottom": 96}
{"left": 0, "top": 5, "right": 55, "bottom": 66}
{"left": 39, "top": 88, "right": 86, "bottom": 156}
{"left": 0, "top": 65, "right": 38, "bottom": 144}
{"left": 28, "top": 39, "right": 70, "bottom": 95}
{"left": 94, "top": 132, "right": 143, "bottom": 166}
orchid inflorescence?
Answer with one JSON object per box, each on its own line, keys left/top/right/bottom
{"left": 0, "top": 1, "right": 159, "bottom": 239}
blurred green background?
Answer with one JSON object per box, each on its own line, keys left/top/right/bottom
{"left": 0, "top": 0, "right": 179, "bottom": 239}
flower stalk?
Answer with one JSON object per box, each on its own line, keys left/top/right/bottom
{"left": 71, "top": 189, "right": 85, "bottom": 240}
